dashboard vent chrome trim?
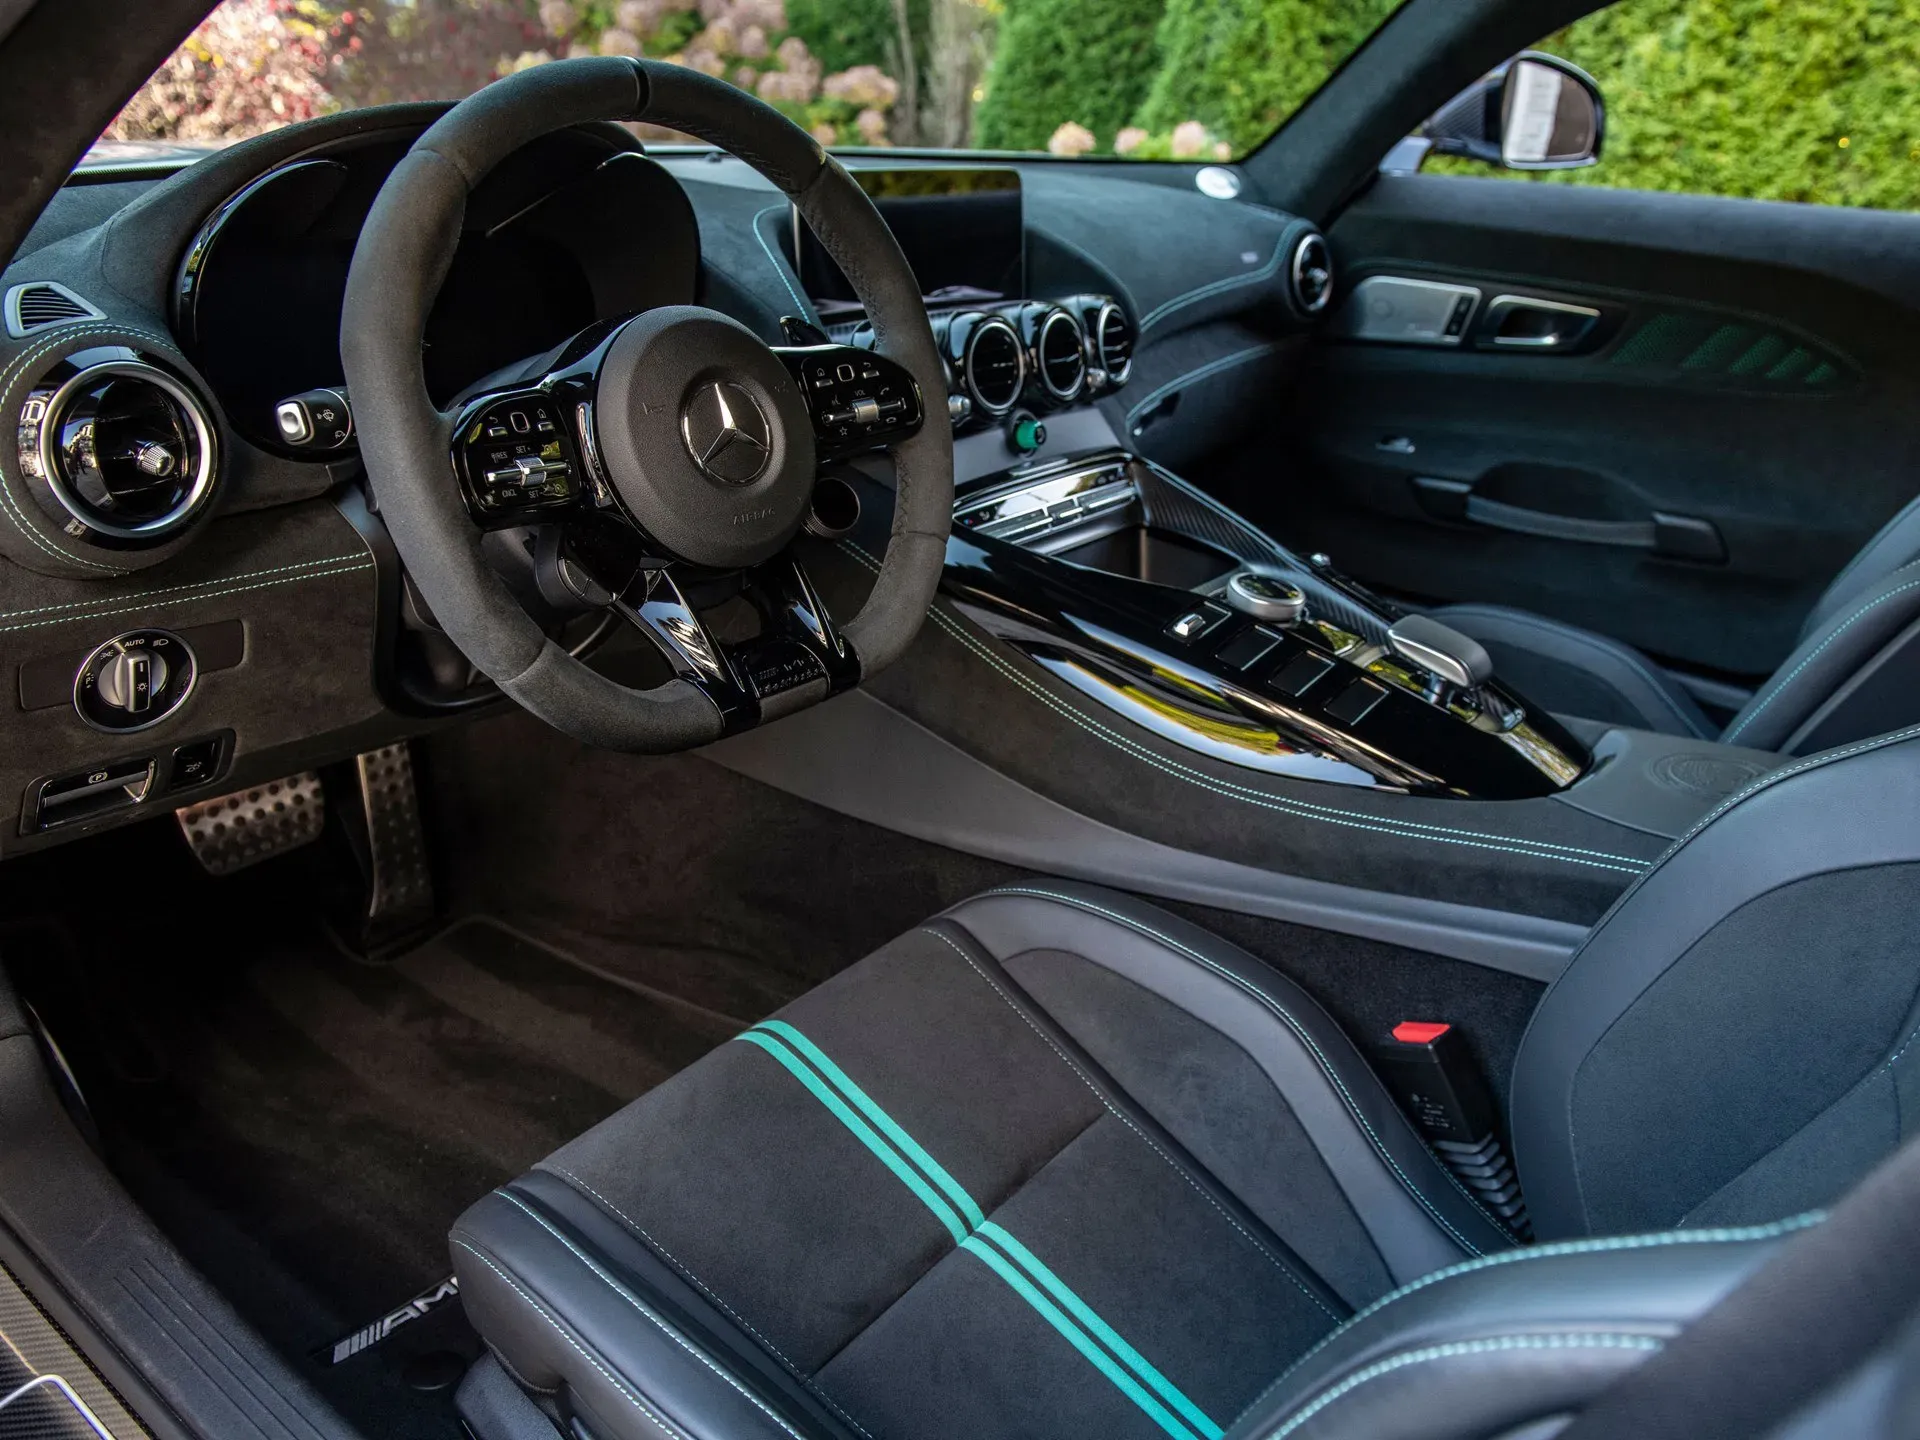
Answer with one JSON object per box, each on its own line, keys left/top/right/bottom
{"left": 965, "top": 316, "right": 1026, "bottom": 417}
{"left": 1288, "top": 232, "right": 1334, "bottom": 317}
{"left": 1036, "top": 307, "right": 1087, "bottom": 402}
{"left": 5, "top": 282, "right": 104, "bottom": 337}
{"left": 1093, "top": 301, "right": 1134, "bottom": 385}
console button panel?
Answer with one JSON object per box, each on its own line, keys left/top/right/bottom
{"left": 453, "top": 394, "right": 580, "bottom": 520}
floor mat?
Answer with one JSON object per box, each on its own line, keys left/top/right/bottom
{"left": 19, "top": 901, "right": 746, "bottom": 1439}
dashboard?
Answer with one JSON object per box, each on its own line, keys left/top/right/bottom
{"left": 0, "top": 99, "right": 1320, "bottom": 856}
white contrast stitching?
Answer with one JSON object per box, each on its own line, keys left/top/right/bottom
{"left": 1263, "top": 1333, "right": 1665, "bottom": 1439}
{"left": 922, "top": 926, "right": 1343, "bottom": 1322}
{"left": 452, "top": 1239, "right": 690, "bottom": 1440}
{"left": 840, "top": 541, "right": 1646, "bottom": 875}
{"left": 0, "top": 553, "right": 372, "bottom": 625}
{"left": 0, "top": 558, "right": 374, "bottom": 634}
{"left": 0, "top": 322, "right": 182, "bottom": 572}
{"left": 1725, "top": 576, "right": 1920, "bottom": 740}
{"left": 495, "top": 1193, "right": 810, "bottom": 1440}
{"left": 1232, "top": 1210, "right": 1823, "bottom": 1426}
{"left": 967, "top": 890, "right": 1502, "bottom": 1252}
{"left": 545, "top": 1167, "right": 877, "bottom": 1440}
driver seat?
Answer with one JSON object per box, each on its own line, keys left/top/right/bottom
{"left": 450, "top": 726, "right": 1920, "bottom": 1440}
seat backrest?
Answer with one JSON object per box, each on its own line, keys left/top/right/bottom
{"left": 1510, "top": 725, "right": 1920, "bottom": 1240}
{"left": 1719, "top": 496, "right": 1920, "bottom": 752}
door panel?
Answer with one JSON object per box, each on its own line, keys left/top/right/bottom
{"left": 1234, "top": 172, "right": 1920, "bottom": 681}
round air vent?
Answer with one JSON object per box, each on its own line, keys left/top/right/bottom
{"left": 1092, "top": 301, "right": 1134, "bottom": 385}
{"left": 964, "top": 316, "right": 1026, "bottom": 417}
{"left": 20, "top": 360, "right": 218, "bottom": 541}
{"left": 1289, "top": 232, "right": 1334, "bottom": 316}
{"left": 1034, "top": 308, "right": 1087, "bottom": 403}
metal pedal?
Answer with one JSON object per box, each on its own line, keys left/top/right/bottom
{"left": 349, "top": 742, "right": 435, "bottom": 949}
{"left": 175, "top": 772, "right": 324, "bottom": 875}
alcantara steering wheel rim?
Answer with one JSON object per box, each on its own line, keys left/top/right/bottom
{"left": 340, "top": 56, "right": 952, "bottom": 752}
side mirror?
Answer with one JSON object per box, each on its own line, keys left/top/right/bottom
{"left": 1405, "top": 52, "right": 1604, "bottom": 172}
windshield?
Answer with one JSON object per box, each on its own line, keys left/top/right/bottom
{"left": 98, "top": 0, "right": 1403, "bottom": 165}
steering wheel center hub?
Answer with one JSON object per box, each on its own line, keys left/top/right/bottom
{"left": 595, "top": 306, "right": 815, "bottom": 568}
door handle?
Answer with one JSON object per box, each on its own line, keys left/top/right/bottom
{"left": 1411, "top": 477, "right": 1725, "bottom": 561}
{"left": 1483, "top": 294, "right": 1599, "bottom": 349}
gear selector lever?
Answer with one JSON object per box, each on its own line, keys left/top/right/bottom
{"left": 1387, "top": 614, "right": 1494, "bottom": 691}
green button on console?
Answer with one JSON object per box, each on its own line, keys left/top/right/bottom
{"left": 1010, "top": 417, "right": 1047, "bottom": 453}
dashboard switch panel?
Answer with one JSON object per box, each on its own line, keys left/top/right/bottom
{"left": 29, "top": 756, "right": 157, "bottom": 830}
{"left": 73, "top": 629, "right": 196, "bottom": 732}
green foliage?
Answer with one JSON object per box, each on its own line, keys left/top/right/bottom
{"left": 1449, "top": 0, "right": 1920, "bottom": 210}
{"left": 1134, "top": 0, "right": 1401, "bottom": 153}
{"left": 973, "top": 0, "right": 1164, "bottom": 152}
{"left": 785, "top": 0, "right": 928, "bottom": 76}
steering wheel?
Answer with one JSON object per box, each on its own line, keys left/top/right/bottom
{"left": 340, "top": 57, "right": 952, "bottom": 751}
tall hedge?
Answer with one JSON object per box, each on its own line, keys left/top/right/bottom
{"left": 1134, "top": 0, "right": 1400, "bottom": 152}
{"left": 785, "top": 0, "right": 925, "bottom": 77}
{"left": 973, "top": 0, "right": 1166, "bottom": 152}
{"left": 1510, "top": 0, "right": 1920, "bottom": 209}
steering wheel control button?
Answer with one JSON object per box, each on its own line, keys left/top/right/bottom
{"left": 681, "top": 381, "right": 772, "bottom": 485}
{"left": 1166, "top": 601, "right": 1232, "bottom": 644}
{"left": 74, "top": 629, "right": 197, "bottom": 732}
{"left": 786, "top": 346, "right": 923, "bottom": 459}
{"left": 1226, "top": 571, "right": 1307, "bottom": 624}
{"left": 455, "top": 395, "right": 580, "bottom": 520}
{"left": 1270, "top": 651, "right": 1335, "bottom": 698}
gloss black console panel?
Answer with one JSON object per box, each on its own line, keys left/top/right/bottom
{"left": 946, "top": 454, "right": 1589, "bottom": 800}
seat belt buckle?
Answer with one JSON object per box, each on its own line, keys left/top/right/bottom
{"left": 1375, "top": 1020, "right": 1531, "bottom": 1239}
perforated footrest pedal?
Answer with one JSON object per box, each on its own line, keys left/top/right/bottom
{"left": 175, "top": 773, "right": 324, "bottom": 876}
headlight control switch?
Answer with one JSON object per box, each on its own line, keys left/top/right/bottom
{"left": 74, "top": 629, "right": 197, "bottom": 731}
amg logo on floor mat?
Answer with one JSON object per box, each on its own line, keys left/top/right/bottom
{"left": 319, "top": 1275, "right": 461, "bottom": 1365}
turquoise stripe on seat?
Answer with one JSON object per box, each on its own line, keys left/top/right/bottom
{"left": 976, "top": 1222, "right": 1223, "bottom": 1440}
{"left": 736, "top": 1029, "right": 970, "bottom": 1243}
{"left": 753, "top": 1020, "right": 986, "bottom": 1229}
{"left": 735, "top": 1021, "right": 1221, "bottom": 1440}
{"left": 960, "top": 1236, "right": 1208, "bottom": 1440}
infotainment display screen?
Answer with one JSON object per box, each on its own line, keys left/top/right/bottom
{"left": 793, "top": 168, "right": 1023, "bottom": 317}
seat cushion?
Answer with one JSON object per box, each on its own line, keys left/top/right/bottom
{"left": 450, "top": 883, "right": 1512, "bottom": 1440}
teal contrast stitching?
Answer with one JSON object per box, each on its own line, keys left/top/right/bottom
{"left": 493, "top": 1194, "right": 810, "bottom": 1440}
{"left": 839, "top": 541, "right": 1647, "bottom": 876}
{"left": 919, "top": 927, "right": 1343, "bottom": 1319}
{"left": 976, "top": 1222, "right": 1222, "bottom": 1440}
{"left": 452, "top": 1239, "right": 694, "bottom": 1440}
{"left": 961, "top": 1235, "right": 1218, "bottom": 1440}
{"left": 754, "top": 1020, "right": 984, "bottom": 1228}
{"left": 738, "top": 1028, "right": 970, "bottom": 1242}
{"left": 1263, "top": 1334, "right": 1664, "bottom": 1439}
{"left": 971, "top": 889, "right": 1501, "bottom": 1254}
{"left": 1725, "top": 577, "right": 1920, "bottom": 740}
{"left": 1124, "top": 344, "right": 1287, "bottom": 427}
{"left": 1140, "top": 236, "right": 1290, "bottom": 334}
{"left": 734, "top": 1021, "right": 1226, "bottom": 1438}
{"left": 752, "top": 204, "right": 814, "bottom": 318}
{"left": 1233, "top": 1211, "right": 1823, "bottom": 1427}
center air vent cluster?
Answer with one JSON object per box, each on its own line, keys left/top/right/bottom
{"left": 921, "top": 292, "right": 1133, "bottom": 428}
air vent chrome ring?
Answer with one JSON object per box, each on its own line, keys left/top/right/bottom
{"left": 964, "top": 316, "right": 1026, "bottom": 417}
{"left": 1289, "top": 232, "right": 1334, "bottom": 316}
{"left": 29, "top": 360, "right": 219, "bottom": 541}
{"left": 1035, "top": 308, "right": 1087, "bottom": 403}
{"left": 1091, "top": 301, "right": 1134, "bottom": 386}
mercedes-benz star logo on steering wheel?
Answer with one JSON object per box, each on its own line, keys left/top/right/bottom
{"left": 680, "top": 380, "right": 772, "bottom": 485}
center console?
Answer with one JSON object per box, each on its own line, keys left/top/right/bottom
{"left": 946, "top": 451, "right": 1590, "bottom": 801}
